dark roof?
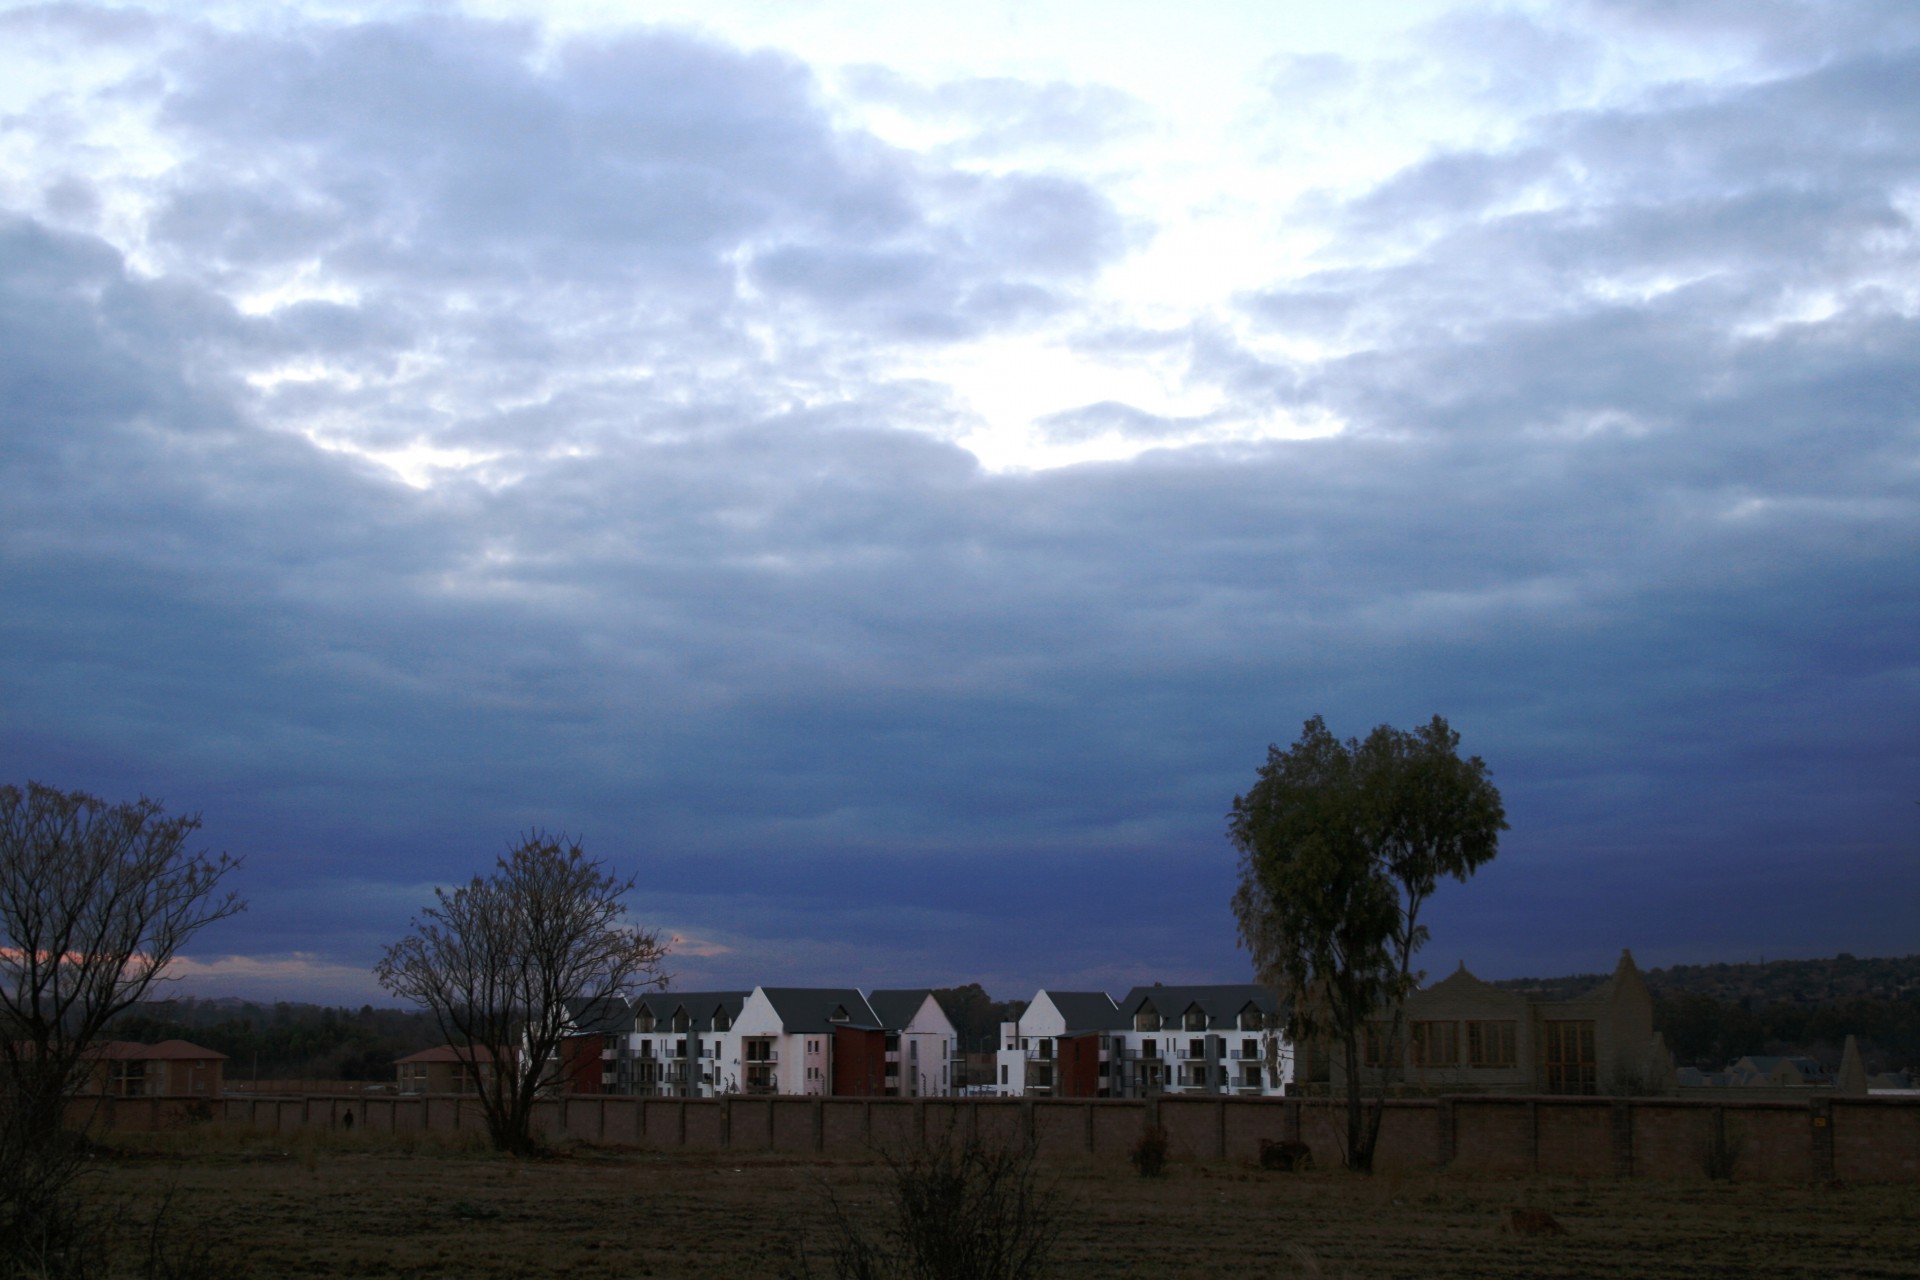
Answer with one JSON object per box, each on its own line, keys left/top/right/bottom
{"left": 395, "top": 1044, "right": 506, "bottom": 1065}
{"left": 1116, "top": 984, "right": 1281, "bottom": 1030}
{"left": 631, "top": 991, "right": 749, "bottom": 1033}
{"left": 89, "top": 1039, "right": 227, "bottom": 1061}
{"left": 563, "top": 995, "right": 633, "bottom": 1036}
{"left": 867, "top": 989, "right": 941, "bottom": 1031}
{"left": 1039, "top": 990, "right": 1124, "bottom": 1031}
{"left": 757, "top": 988, "right": 881, "bottom": 1032}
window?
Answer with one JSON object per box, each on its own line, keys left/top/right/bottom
{"left": 1467, "top": 1020, "right": 1517, "bottom": 1068}
{"left": 1362, "top": 1022, "right": 1395, "bottom": 1068}
{"left": 1184, "top": 1008, "right": 1208, "bottom": 1031}
{"left": 1141, "top": 1040, "right": 1157, "bottom": 1060}
{"left": 1411, "top": 1021, "right": 1459, "bottom": 1068}
{"left": 1135, "top": 1008, "right": 1160, "bottom": 1032}
{"left": 909, "top": 1040, "right": 918, "bottom": 1060}
{"left": 1189, "top": 1038, "right": 1205, "bottom": 1060}
{"left": 714, "top": 1012, "right": 731, "bottom": 1031}
{"left": 1037, "top": 1039, "right": 1052, "bottom": 1059}
{"left": 1000, "top": 1065, "right": 1008, "bottom": 1085}
{"left": 1544, "top": 1021, "right": 1597, "bottom": 1095}
{"left": 1239, "top": 1006, "right": 1264, "bottom": 1030}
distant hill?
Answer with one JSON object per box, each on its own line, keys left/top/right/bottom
{"left": 1491, "top": 954, "right": 1920, "bottom": 1072}
{"left": 1491, "top": 953, "right": 1920, "bottom": 1006}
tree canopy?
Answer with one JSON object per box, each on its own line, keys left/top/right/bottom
{"left": 1229, "top": 715, "right": 1505, "bottom": 1171}
{"left": 374, "top": 832, "right": 667, "bottom": 1155}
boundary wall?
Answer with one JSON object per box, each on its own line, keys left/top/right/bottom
{"left": 79, "top": 1093, "right": 1920, "bottom": 1183}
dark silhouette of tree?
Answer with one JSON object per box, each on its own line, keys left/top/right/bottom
{"left": 1229, "top": 716, "right": 1504, "bottom": 1172}
{"left": 0, "top": 782, "right": 244, "bottom": 1145}
{"left": 374, "top": 832, "right": 666, "bottom": 1155}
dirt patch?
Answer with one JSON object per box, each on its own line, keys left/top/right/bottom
{"left": 74, "top": 1130, "right": 1920, "bottom": 1279}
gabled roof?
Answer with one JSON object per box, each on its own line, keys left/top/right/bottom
{"left": 88, "top": 1039, "right": 227, "bottom": 1061}
{"left": 867, "top": 989, "right": 946, "bottom": 1032}
{"left": 562, "top": 995, "right": 634, "bottom": 1036}
{"left": 1115, "top": 985, "right": 1280, "bottom": 1031}
{"left": 631, "top": 991, "right": 750, "bottom": 1033}
{"left": 1039, "top": 990, "right": 1124, "bottom": 1032}
{"left": 395, "top": 1044, "right": 506, "bottom": 1065}
{"left": 756, "top": 988, "right": 881, "bottom": 1033}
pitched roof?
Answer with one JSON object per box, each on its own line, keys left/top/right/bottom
{"left": 756, "top": 988, "right": 881, "bottom": 1032}
{"left": 1116, "top": 985, "right": 1280, "bottom": 1030}
{"left": 88, "top": 1039, "right": 227, "bottom": 1061}
{"left": 631, "top": 991, "right": 749, "bottom": 1033}
{"left": 1039, "top": 990, "right": 1124, "bottom": 1031}
{"left": 395, "top": 1044, "right": 506, "bottom": 1065}
{"left": 562, "top": 995, "right": 634, "bottom": 1036}
{"left": 867, "top": 989, "right": 940, "bottom": 1031}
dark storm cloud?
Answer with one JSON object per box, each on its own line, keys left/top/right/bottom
{"left": 2, "top": 2, "right": 1915, "bottom": 1000}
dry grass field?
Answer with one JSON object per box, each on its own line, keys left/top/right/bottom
{"left": 71, "top": 1126, "right": 1920, "bottom": 1279}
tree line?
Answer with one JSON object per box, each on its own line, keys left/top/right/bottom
{"left": 1653, "top": 992, "right": 1920, "bottom": 1073}
{"left": 106, "top": 1000, "right": 442, "bottom": 1083}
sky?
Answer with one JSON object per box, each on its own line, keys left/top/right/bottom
{"left": 1, "top": 0, "right": 1915, "bottom": 1007}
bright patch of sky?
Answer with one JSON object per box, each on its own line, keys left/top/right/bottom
{"left": 0, "top": 0, "right": 1784, "bottom": 478}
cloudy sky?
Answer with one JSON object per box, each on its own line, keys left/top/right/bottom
{"left": 2, "top": 0, "right": 1915, "bottom": 1005}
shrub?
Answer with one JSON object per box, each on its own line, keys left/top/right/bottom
{"left": 1129, "top": 1126, "right": 1169, "bottom": 1178}
{"left": 797, "top": 1130, "right": 1060, "bottom": 1280}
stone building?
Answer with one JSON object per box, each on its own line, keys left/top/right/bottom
{"left": 1306, "top": 949, "right": 1674, "bottom": 1096}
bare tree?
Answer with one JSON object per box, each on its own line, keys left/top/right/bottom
{"left": 0, "top": 782, "right": 245, "bottom": 1146}
{"left": 374, "top": 832, "right": 667, "bottom": 1155}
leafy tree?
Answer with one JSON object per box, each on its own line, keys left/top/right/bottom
{"left": 1229, "top": 715, "right": 1504, "bottom": 1172}
{"left": 374, "top": 832, "right": 667, "bottom": 1155}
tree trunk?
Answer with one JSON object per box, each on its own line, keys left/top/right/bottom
{"left": 1341, "top": 1032, "right": 1374, "bottom": 1173}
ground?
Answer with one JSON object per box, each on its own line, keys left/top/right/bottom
{"left": 74, "top": 1127, "right": 1920, "bottom": 1279}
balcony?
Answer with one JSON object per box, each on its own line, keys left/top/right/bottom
{"left": 742, "top": 1051, "right": 779, "bottom": 1066}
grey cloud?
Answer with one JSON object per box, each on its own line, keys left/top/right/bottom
{"left": 3, "top": 4, "right": 1916, "bottom": 993}
{"left": 1033, "top": 400, "right": 1192, "bottom": 445}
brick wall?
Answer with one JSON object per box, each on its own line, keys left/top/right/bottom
{"left": 75, "top": 1092, "right": 1920, "bottom": 1183}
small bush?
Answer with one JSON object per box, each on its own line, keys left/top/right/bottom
{"left": 797, "top": 1130, "right": 1059, "bottom": 1280}
{"left": 1129, "top": 1126, "right": 1169, "bottom": 1178}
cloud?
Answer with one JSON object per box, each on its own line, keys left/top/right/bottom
{"left": 0, "top": 2, "right": 1915, "bottom": 1000}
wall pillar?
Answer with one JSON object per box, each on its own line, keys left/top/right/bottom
{"left": 1611, "top": 1100, "right": 1633, "bottom": 1177}
{"left": 1811, "top": 1098, "right": 1834, "bottom": 1182}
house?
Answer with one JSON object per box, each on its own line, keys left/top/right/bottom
{"left": 395, "top": 1044, "right": 510, "bottom": 1095}
{"left": 1111, "top": 985, "right": 1291, "bottom": 1097}
{"left": 626, "top": 991, "right": 750, "bottom": 1097}
{"left": 1726, "top": 1055, "right": 1833, "bottom": 1088}
{"left": 1305, "top": 949, "right": 1673, "bottom": 1097}
{"left": 728, "top": 988, "right": 885, "bottom": 1097}
{"left": 867, "top": 989, "right": 958, "bottom": 1097}
{"left": 994, "top": 991, "right": 1123, "bottom": 1097}
{"left": 553, "top": 995, "right": 634, "bottom": 1095}
{"left": 81, "top": 1040, "right": 226, "bottom": 1097}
